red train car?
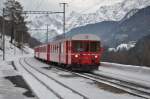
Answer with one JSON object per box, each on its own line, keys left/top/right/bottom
{"left": 34, "top": 34, "right": 103, "bottom": 71}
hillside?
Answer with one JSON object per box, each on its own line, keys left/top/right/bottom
{"left": 109, "top": 6, "right": 150, "bottom": 47}
{"left": 0, "top": 36, "right": 33, "bottom": 61}
{"left": 102, "top": 34, "right": 150, "bottom": 67}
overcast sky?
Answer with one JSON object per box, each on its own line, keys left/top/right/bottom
{"left": 16, "top": 0, "right": 124, "bottom": 13}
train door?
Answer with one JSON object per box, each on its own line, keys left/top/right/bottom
{"left": 59, "top": 43, "right": 61, "bottom": 64}
{"left": 66, "top": 41, "right": 69, "bottom": 64}
{"left": 68, "top": 41, "right": 71, "bottom": 64}
{"left": 60, "top": 42, "right": 64, "bottom": 64}
{"left": 47, "top": 44, "right": 50, "bottom": 62}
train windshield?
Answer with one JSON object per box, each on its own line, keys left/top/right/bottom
{"left": 72, "top": 41, "right": 100, "bottom": 52}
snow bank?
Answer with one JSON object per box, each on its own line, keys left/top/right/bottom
{"left": 101, "top": 62, "right": 150, "bottom": 75}
{"left": 96, "top": 62, "right": 150, "bottom": 88}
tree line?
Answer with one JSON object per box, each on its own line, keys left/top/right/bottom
{"left": 0, "top": 0, "right": 40, "bottom": 48}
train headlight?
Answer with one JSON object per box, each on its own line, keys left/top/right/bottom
{"left": 75, "top": 54, "right": 79, "bottom": 58}
{"left": 95, "top": 55, "right": 98, "bottom": 58}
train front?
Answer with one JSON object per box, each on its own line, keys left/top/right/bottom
{"left": 70, "top": 34, "right": 103, "bottom": 71}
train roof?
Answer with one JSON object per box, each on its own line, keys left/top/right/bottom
{"left": 69, "top": 34, "right": 100, "bottom": 41}
{"left": 52, "top": 34, "right": 100, "bottom": 42}
{"left": 34, "top": 34, "right": 100, "bottom": 48}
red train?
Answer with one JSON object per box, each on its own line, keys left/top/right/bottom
{"left": 34, "top": 34, "right": 103, "bottom": 71}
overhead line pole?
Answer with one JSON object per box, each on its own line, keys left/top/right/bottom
{"left": 2, "top": 8, "right": 5, "bottom": 60}
{"left": 46, "top": 24, "right": 48, "bottom": 43}
{"left": 60, "top": 3, "right": 68, "bottom": 38}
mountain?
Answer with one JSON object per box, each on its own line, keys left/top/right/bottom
{"left": 68, "top": 0, "right": 150, "bottom": 30}
{"left": 67, "top": 6, "right": 150, "bottom": 47}
{"left": 28, "top": 0, "right": 150, "bottom": 42}
{"left": 109, "top": 5, "right": 150, "bottom": 46}
{"left": 66, "top": 21, "right": 118, "bottom": 45}
{"left": 28, "top": 14, "right": 61, "bottom": 42}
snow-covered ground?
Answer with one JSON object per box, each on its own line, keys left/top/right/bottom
{"left": 14, "top": 57, "right": 145, "bottom": 99}
{"left": 0, "top": 36, "right": 35, "bottom": 99}
{"left": 0, "top": 60, "right": 36, "bottom": 99}
{"left": 0, "top": 36, "right": 33, "bottom": 61}
{"left": 95, "top": 62, "right": 150, "bottom": 88}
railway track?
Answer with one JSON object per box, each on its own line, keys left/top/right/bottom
{"left": 66, "top": 72, "right": 150, "bottom": 99}
{"left": 91, "top": 72, "right": 150, "bottom": 93}
{"left": 20, "top": 58, "right": 88, "bottom": 99}
{"left": 82, "top": 73, "right": 150, "bottom": 99}
{"left": 62, "top": 70, "right": 150, "bottom": 99}
{"left": 29, "top": 59, "right": 150, "bottom": 99}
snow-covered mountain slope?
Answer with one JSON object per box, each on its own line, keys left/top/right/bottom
{"left": 0, "top": 36, "right": 33, "bottom": 61}
{"left": 68, "top": 0, "right": 150, "bottom": 30}
{"left": 28, "top": 0, "right": 150, "bottom": 42}
{"left": 28, "top": 14, "right": 61, "bottom": 42}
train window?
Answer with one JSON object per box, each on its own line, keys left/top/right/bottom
{"left": 54, "top": 45, "right": 56, "bottom": 53}
{"left": 56, "top": 45, "right": 58, "bottom": 53}
{"left": 57, "top": 45, "right": 58, "bottom": 53}
{"left": 59, "top": 44, "right": 60, "bottom": 53}
{"left": 72, "top": 41, "right": 85, "bottom": 52}
{"left": 84, "top": 42, "right": 89, "bottom": 52}
{"left": 51, "top": 45, "right": 53, "bottom": 53}
{"left": 53, "top": 45, "right": 54, "bottom": 53}
{"left": 61, "top": 43, "right": 63, "bottom": 53}
{"left": 90, "top": 42, "right": 100, "bottom": 52}
{"left": 55, "top": 45, "right": 56, "bottom": 53}
{"left": 51, "top": 45, "right": 52, "bottom": 53}
{"left": 57, "top": 44, "right": 59, "bottom": 53}
{"left": 72, "top": 41, "right": 100, "bottom": 52}
{"left": 52, "top": 45, "right": 54, "bottom": 53}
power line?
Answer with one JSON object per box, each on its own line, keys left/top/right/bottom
{"left": 22, "top": 11, "right": 63, "bottom": 14}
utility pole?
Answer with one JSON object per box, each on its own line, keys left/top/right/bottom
{"left": 14, "top": 29, "right": 16, "bottom": 55}
{"left": 2, "top": 8, "right": 5, "bottom": 60}
{"left": 22, "top": 32, "right": 23, "bottom": 54}
{"left": 60, "top": 3, "right": 68, "bottom": 38}
{"left": 11, "top": 0, "right": 15, "bottom": 43}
